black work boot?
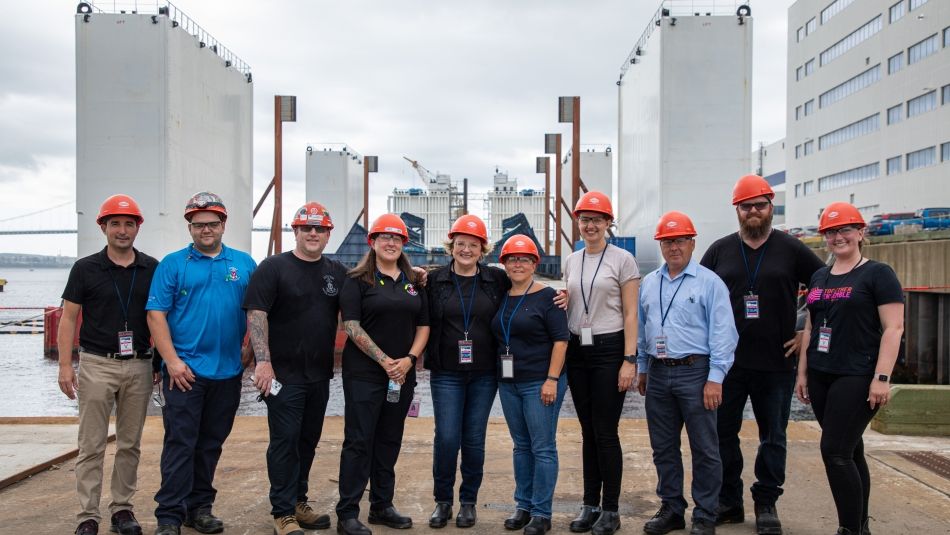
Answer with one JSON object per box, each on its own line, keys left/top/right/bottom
{"left": 754, "top": 503, "right": 782, "bottom": 534}
{"left": 569, "top": 505, "right": 601, "bottom": 533}
{"left": 643, "top": 504, "right": 686, "bottom": 535}
{"left": 184, "top": 510, "right": 223, "bottom": 534}
{"left": 111, "top": 510, "right": 143, "bottom": 535}
{"left": 75, "top": 519, "right": 98, "bottom": 535}
{"left": 715, "top": 503, "right": 744, "bottom": 525}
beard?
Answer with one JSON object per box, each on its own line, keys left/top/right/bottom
{"left": 739, "top": 211, "right": 773, "bottom": 240}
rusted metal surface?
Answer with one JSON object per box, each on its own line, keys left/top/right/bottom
{"left": 896, "top": 451, "right": 950, "bottom": 480}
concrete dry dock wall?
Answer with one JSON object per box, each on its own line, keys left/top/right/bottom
{"left": 863, "top": 238, "right": 950, "bottom": 290}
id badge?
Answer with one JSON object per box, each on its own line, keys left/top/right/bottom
{"left": 118, "top": 330, "right": 134, "bottom": 356}
{"left": 744, "top": 294, "right": 760, "bottom": 320}
{"left": 501, "top": 353, "right": 514, "bottom": 379}
{"left": 458, "top": 340, "right": 474, "bottom": 364}
{"left": 817, "top": 327, "right": 832, "bottom": 353}
{"left": 580, "top": 326, "right": 594, "bottom": 346}
{"left": 407, "top": 395, "right": 421, "bottom": 418}
{"left": 655, "top": 335, "right": 668, "bottom": 358}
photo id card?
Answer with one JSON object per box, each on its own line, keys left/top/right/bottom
{"left": 501, "top": 353, "right": 514, "bottom": 379}
{"left": 458, "top": 340, "right": 474, "bottom": 364}
{"left": 407, "top": 395, "right": 421, "bottom": 418}
{"left": 580, "top": 326, "right": 594, "bottom": 346}
{"left": 655, "top": 335, "right": 668, "bottom": 358}
{"left": 817, "top": 327, "right": 832, "bottom": 353}
{"left": 743, "top": 294, "right": 760, "bottom": 319}
{"left": 118, "top": 330, "right": 134, "bottom": 356}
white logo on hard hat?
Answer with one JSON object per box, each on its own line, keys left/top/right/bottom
{"left": 118, "top": 201, "right": 129, "bottom": 208}
{"left": 667, "top": 221, "right": 678, "bottom": 228}
{"left": 385, "top": 226, "right": 401, "bottom": 233}
{"left": 310, "top": 207, "right": 318, "bottom": 214}
{"left": 467, "top": 221, "right": 477, "bottom": 228}
{"left": 515, "top": 240, "right": 525, "bottom": 246}
{"left": 829, "top": 211, "right": 840, "bottom": 219}
{"left": 589, "top": 197, "right": 600, "bottom": 204}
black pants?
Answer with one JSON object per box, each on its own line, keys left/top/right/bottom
{"left": 154, "top": 374, "right": 241, "bottom": 526}
{"left": 566, "top": 332, "right": 627, "bottom": 512}
{"left": 265, "top": 380, "right": 330, "bottom": 517}
{"left": 808, "top": 369, "right": 877, "bottom": 532}
{"left": 336, "top": 377, "right": 414, "bottom": 520}
{"left": 717, "top": 367, "right": 795, "bottom": 507}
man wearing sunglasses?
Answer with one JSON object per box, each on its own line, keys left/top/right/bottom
{"left": 700, "top": 175, "right": 824, "bottom": 534}
{"left": 147, "top": 192, "right": 257, "bottom": 535}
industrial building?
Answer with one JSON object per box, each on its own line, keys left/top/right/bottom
{"left": 75, "top": 3, "right": 253, "bottom": 259}
{"left": 304, "top": 144, "right": 365, "bottom": 254}
{"left": 785, "top": 0, "right": 950, "bottom": 226}
{"left": 752, "top": 139, "right": 788, "bottom": 226}
{"left": 485, "top": 169, "right": 547, "bottom": 250}
{"left": 557, "top": 146, "right": 613, "bottom": 254}
{"left": 617, "top": 4, "right": 753, "bottom": 271}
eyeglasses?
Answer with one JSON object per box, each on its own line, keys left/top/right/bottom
{"left": 374, "top": 233, "right": 403, "bottom": 244}
{"left": 189, "top": 221, "right": 222, "bottom": 231}
{"left": 822, "top": 225, "right": 860, "bottom": 237}
{"left": 297, "top": 225, "right": 329, "bottom": 234}
{"left": 738, "top": 201, "right": 771, "bottom": 212}
{"left": 659, "top": 237, "right": 693, "bottom": 247}
{"left": 504, "top": 256, "right": 535, "bottom": 265}
{"left": 453, "top": 241, "right": 482, "bottom": 251}
{"left": 578, "top": 216, "right": 607, "bottom": 226}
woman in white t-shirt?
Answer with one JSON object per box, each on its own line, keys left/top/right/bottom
{"left": 562, "top": 191, "right": 641, "bottom": 535}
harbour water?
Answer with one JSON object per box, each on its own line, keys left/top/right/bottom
{"left": 0, "top": 267, "right": 814, "bottom": 420}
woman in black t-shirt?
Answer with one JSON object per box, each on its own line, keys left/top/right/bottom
{"left": 794, "top": 202, "right": 904, "bottom": 535}
{"left": 335, "top": 214, "right": 430, "bottom": 535}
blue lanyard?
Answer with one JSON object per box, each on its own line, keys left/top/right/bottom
{"left": 737, "top": 234, "right": 769, "bottom": 293}
{"left": 659, "top": 272, "right": 686, "bottom": 328}
{"left": 499, "top": 281, "right": 532, "bottom": 350}
{"left": 452, "top": 266, "right": 479, "bottom": 339}
{"left": 580, "top": 244, "right": 608, "bottom": 316}
{"left": 110, "top": 265, "right": 138, "bottom": 330}
{"left": 376, "top": 269, "right": 404, "bottom": 286}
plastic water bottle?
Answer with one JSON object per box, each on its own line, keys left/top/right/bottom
{"left": 387, "top": 380, "right": 401, "bottom": 403}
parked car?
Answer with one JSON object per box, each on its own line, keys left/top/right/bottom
{"left": 915, "top": 207, "right": 950, "bottom": 231}
{"left": 867, "top": 212, "right": 923, "bottom": 236}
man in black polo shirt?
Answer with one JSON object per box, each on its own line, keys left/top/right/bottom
{"left": 244, "top": 202, "right": 347, "bottom": 535}
{"left": 700, "top": 175, "right": 825, "bottom": 534}
{"left": 58, "top": 194, "right": 159, "bottom": 535}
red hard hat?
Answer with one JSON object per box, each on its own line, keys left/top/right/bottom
{"left": 97, "top": 194, "right": 143, "bottom": 225}
{"left": 367, "top": 213, "right": 409, "bottom": 245}
{"left": 184, "top": 192, "right": 228, "bottom": 221}
{"left": 732, "top": 174, "right": 775, "bottom": 205}
{"left": 818, "top": 202, "right": 866, "bottom": 232}
{"left": 448, "top": 214, "right": 488, "bottom": 243}
{"left": 573, "top": 190, "right": 614, "bottom": 219}
{"left": 499, "top": 234, "right": 540, "bottom": 264}
{"left": 654, "top": 211, "right": 697, "bottom": 240}
{"left": 291, "top": 202, "right": 334, "bottom": 229}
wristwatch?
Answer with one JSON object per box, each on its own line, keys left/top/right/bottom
{"left": 407, "top": 353, "right": 418, "bottom": 367}
{"left": 876, "top": 373, "right": 889, "bottom": 382}
{"left": 624, "top": 354, "right": 637, "bottom": 364}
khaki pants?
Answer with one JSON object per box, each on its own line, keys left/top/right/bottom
{"left": 76, "top": 352, "right": 152, "bottom": 523}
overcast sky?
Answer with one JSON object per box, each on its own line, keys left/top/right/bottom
{"left": 0, "top": 0, "right": 795, "bottom": 258}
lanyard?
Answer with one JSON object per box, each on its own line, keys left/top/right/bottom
{"left": 737, "top": 234, "right": 769, "bottom": 293}
{"left": 452, "top": 266, "right": 479, "bottom": 339}
{"left": 580, "top": 244, "right": 608, "bottom": 316}
{"left": 659, "top": 272, "right": 686, "bottom": 328}
{"left": 109, "top": 265, "right": 138, "bottom": 330}
{"left": 499, "top": 280, "right": 532, "bottom": 350}
{"left": 376, "top": 269, "right": 404, "bottom": 286}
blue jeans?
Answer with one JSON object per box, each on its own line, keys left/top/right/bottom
{"left": 154, "top": 374, "right": 241, "bottom": 526}
{"left": 717, "top": 368, "right": 795, "bottom": 507}
{"left": 430, "top": 370, "right": 498, "bottom": 505}
{"left": 645, "top": 358, "right": 721, "bottom": 523}
{"left": 498, "top": 377, "right": 567, "bottom": 519}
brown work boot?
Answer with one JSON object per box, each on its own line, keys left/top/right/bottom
{"left": 274, "top": 515, "right": 305, "bottom": 535}
{"left": 295, "top": 501, "right": 331, "bottom": 530}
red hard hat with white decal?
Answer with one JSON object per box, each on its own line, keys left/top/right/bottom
{"left": 97, "top": 194, "right": 144, "bottom": 225}
{"left": 448, "top": 214, "right": 488, "bottom": 243}
{"left": 499, "top": 234, "right": 540, "bottom": 263}
{"left": 654, "top": 211, "right": 697, "bottom": 240}
{"left": 292, "top": 202, "right": 334, "bottom": 229}
{"left": 367, "top": 213, "right": 409, "bottom": 244}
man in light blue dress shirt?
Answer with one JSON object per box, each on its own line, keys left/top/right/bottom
{"left": 636, "top": 211, "right": 738, "bottom": 535}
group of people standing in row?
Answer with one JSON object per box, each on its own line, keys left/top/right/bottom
{"left": 58, "top": 173, "right": 903, "bottom": 535}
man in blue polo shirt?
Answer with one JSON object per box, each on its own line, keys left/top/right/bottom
{"left": 146, "top": 192, "right": 256, "bottom": 535}
{"left": 636, "top": 211, "right": 737, "bottom": 535}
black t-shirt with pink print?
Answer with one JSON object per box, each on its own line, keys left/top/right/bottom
{"left": 805, "top": 260, "right": 903, "bottom": 375}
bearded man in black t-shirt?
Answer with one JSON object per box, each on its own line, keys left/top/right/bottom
{"left": 700, "top": 175, "right": 825, "bottom": 535}
{"left": 243, "top": 202, "right": 347, "bottom": 535}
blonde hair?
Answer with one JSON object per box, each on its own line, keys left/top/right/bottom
{"left": 443, "top": 236, "right": 494, "bottom": 259}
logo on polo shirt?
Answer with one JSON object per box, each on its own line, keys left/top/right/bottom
{"left": 226, "top": 267, "right": 240, "bottom": 282}
{"left": 323, "top": 274, "right": 338, "bottom": 297}
{"left": 404, "top": 283, "right": 417, "bottom": 296}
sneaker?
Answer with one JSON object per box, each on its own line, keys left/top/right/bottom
{"left": 274, "top": 515, "right": 305, "bottom": 535}
{"left": 110, "top": 510, "right": 142, "bottom": 535}
{"left": 753, "top": 503, "right": 782, "bottom": 534}
{"left": 643, "top": 504, "right": 686, "bottom": 535}
{"left": 184, "top": 510, "right": 223, "bottom": 534}
{"left": 76, "top": 519, "right": 99, "bottom": 535}
{"left": 295, "top": 501, "right": 331, "bottom": 530}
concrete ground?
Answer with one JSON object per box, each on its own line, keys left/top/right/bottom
{"left": 0, "top": 417, "right": 948, "bottom": 535}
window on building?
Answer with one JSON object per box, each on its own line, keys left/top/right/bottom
{"left": 942, "top": 142, "right": 950, "bottom": 162}
{"left": 797, "top": 27, "right": 805, "bottom": 42}
{"left": 820, "top": 15, "right": 883, "bottom": 66}
{"left": 907, "top": 146, "right": 936, "bottom": 171}
{"left": 909, "top": 0, "right": 929, "bottom": 10}
{"left": 795, "top": 184, "right": 801, "bottom": 198}
{"left": 887, "top": 156, "right": 902, "bottom": 175}
{"left": 819, "top": 64, "right": 881, "bottom": 108}
{"left": 944, "top": 85, "right": 950, "bottom": 105}
{"left": 822, "top": 0, "right": 856, "bottom": 24}
{"left": 795, "top": 106, "right": 802, "bottom": 120}
{"left": 908, "top": 34, "right": 939, "bottom": 64}
{"left": 804, "top": 140, "right": 815, "bottom": 156}
{"left": 804, "top": 99, "right": 815, "bottom": 116}
{"left": 807, "top": 17, "right": 818, "bottom": 35}
{"left": 795, "top": 145, "right": 802, "bottom": 159}
{"left": 907, "top": 91, "right": 937, "bottom": 118}
{"left": 818, "top": 162, "right": 880, "bottom": 191}
{"left": 890, "top": 0, "right": 906, "bottom": 23}
{"left": 805, "top": 58, "right": 815, "bottom": 76}
{"left": 796, "top": 66, "right": 804, "bottom": 81}
{"left": 887, "top": 104, "right": 903, "bottom": 124}
{"left": 819, "top": 113, "right": 880, "bottom": 150}
{"left": 888, "top": 52, "right": 903, "bottom": 74}
{"left": 804, "top": 181, "right": 815, "bottom": 196}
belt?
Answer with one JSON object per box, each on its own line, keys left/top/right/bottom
{"left": 81, "top": 349, "right": 153, "bottom": 361}
{"left": 651, "top": 354, "right": 709, "bottom": 367}
{"left": 569, "top": 331, "right": 624, "bottom": 346}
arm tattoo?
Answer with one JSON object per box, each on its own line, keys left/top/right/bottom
{"left": 247, "top": 310, "right": 271, "bottom": 363}
{"left": 343, "top": 320, "right": 388, "bottom": 363}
